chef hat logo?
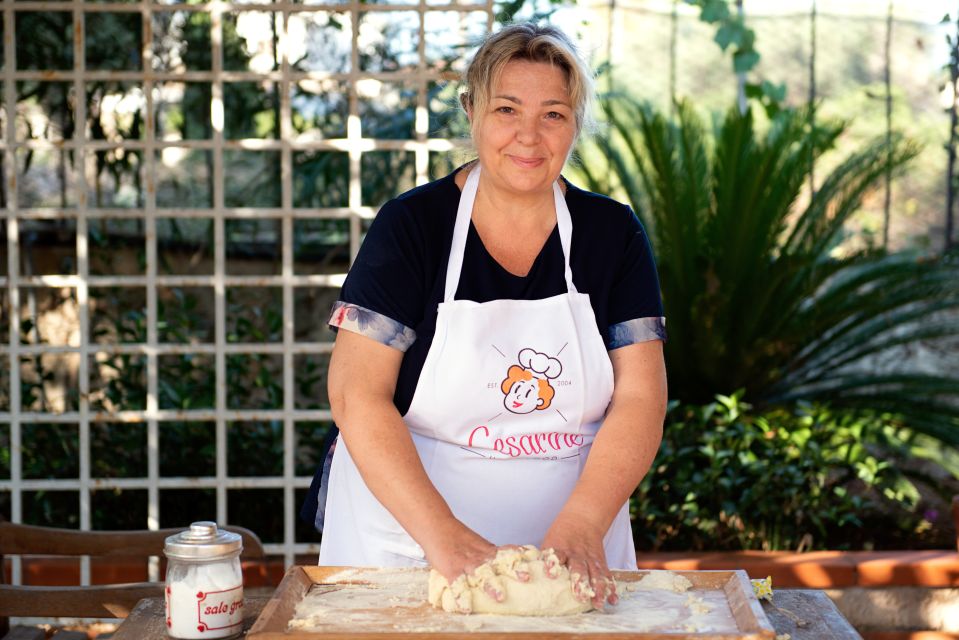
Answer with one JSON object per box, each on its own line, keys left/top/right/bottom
{"left": 500, "top": 348, "right": 562, "bottom": 414}
{"left": 517, "top": 348, "right": 562, "bottom": 380}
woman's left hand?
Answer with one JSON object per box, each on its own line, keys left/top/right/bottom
{"left": 541, "top": 513, "right": 618, "bottom": 610}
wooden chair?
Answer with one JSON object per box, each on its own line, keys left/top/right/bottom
{"left": 0, "top": 519, "right": 266, "bottom": 637}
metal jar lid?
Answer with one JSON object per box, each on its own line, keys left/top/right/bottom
{"left": 164, "top": 521, "right": 243, "bottom": 560}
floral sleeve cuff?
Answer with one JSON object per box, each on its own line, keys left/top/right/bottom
{"left": 607, "top": 317, "right": 667, "bottom": 349}
{"left": 328, "top": 301, "right": 416, "bottom": 352}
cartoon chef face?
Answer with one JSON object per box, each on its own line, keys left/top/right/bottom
{"left": 500, "top": 349, "right": 563, "bottom": 415}
{"left": 502, "top": 370, "right": 547, "bottom": 414}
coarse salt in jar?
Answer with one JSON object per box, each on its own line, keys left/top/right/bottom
{"left": 164, "top": 522, "right": 244, "bottom": 639}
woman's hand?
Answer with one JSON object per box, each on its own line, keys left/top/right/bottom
{"left": 542, "top": 512, "right": 617, "bottom": 610}
{"left": 424, "top": 520, "right": 496, "bottom": 583}
{"left": 423, "top": 520, "right": 505, "bottom": 602}
{"left": 542, "top": 341, "right": 667, "bottom": 611}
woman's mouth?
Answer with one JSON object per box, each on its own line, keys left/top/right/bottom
{"left": 509, "top": 156, "right": 544, "bottom": 169}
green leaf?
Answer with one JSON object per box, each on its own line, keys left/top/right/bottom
{"left": 700, "top": 0, "right": 730, "bottom": 23}
{"left": 763, "top": 80, "right": 787, "bottom": 102}
{"left": 733, "top": 49, "right": 761, "bottom": 74}
{"left": 714, "top": 23, "right": 743, "bottom": 50}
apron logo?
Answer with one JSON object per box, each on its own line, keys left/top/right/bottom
{"left": 458, "top": 346, "right": 583, "bottom": 460}
{"left": 501, "top": 348, "right": 563, "bottom": 414}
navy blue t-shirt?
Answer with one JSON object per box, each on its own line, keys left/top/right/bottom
{"left": 329, "top": 167, "right": 666, "bottom": 415}
{"left": 300, "top": 166, "right": 667, "bottom": 529}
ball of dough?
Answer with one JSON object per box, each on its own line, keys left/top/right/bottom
{"left": 427, "top": 545, "right": 595, "bottom": 616}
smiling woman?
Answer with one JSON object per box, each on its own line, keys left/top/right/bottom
{"left": 302, "top": 22, "right": 668, "bottom": 614}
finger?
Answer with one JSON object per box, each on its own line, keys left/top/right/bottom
{"left": 606, "top": 576, "right": 619, "bottom": 605}
{"left": 590, "top": 574, "right": 608, "bottom": 610}
{"left": 493, "top": 547, "right": 532, "bottom": 583}
{"left": 450, "top": 575, "right": 473, "bottom": 614}
{"left": 569, "top": 564, "right": 595, "bottom": 604}
{"left": 481, "top": 575, "right": 506, "bottom": 603}
{"left": 587, "top": 559, "right": 615, "bottom": 609}
{"left": 542, "top": 548, "right": 565, "bottom": 579}
{"left": 504, "top": 560, "right": 532, "bottom": 582}
{"left": 573, "top": 573, "right": 595, "bottom": 603}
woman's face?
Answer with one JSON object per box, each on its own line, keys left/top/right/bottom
{"left": 471, "top": 59, "right": 576, "bottom": 197}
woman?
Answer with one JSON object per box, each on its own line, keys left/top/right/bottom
{"left": 311, "top": 22, "right": 667, "bottom": 610}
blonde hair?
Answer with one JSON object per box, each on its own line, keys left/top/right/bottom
{"left": 461, "top": 22, "right": 595, "bottom": 138}
{"left": 501, "top": 365, "right": 556, "bottom": 410}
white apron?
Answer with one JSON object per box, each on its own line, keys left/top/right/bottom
{"left": 319, "top": 165, "right": 636, "bottom": 569}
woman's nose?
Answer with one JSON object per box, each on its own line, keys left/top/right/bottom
{"left": 515, "top": 116, "right": 541, "bottom": 145}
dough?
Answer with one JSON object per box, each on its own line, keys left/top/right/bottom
{"left": 427, "top": 545, "right": 595, "bottom": 616}
{"left": 685, "top": 592, "right": 712, "bottom": 615}
{"left": 633, "top": 570, "right": 692, "bottom": 593}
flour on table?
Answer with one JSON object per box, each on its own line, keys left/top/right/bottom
{"left": 289, "top": 567, "right": 742, "bottom": 634}
{"left": 428, "top": 545, "right": 594, "bottom": 616}
{"left": 686, "top": 592, "right": 713, "bottom": 615}
{"left": 462, "top": 617, "right": 484, "bottom": 631}
{"left": 634, "top": 570, "right": 693, "bottom": 593}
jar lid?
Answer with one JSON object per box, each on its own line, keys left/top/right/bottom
{"left": 164, "top": 521, "right": 243, "bottom": 560}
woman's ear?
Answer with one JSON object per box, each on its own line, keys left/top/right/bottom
{"left": 460, "top": 92, "right": 473, "bottom": 122}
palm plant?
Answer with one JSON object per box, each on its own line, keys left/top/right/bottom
{"left": 574, "top": 98, "right": 959, "bottom": 444}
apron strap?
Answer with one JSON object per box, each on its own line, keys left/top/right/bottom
{"left": 553, "top": 178, "right": 577, "bottom": 295}
{"left": 444, "top": 164, "right": 577, "bottom": 303}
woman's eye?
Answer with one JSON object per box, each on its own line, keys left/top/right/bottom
{"left": 496, "top": 106, "right": 514, "bottom": 114}
{"left": 546, "top": 111, "right": 565, "bottom": 120}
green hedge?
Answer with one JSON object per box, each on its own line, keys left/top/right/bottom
{"left": 633, "top": 393, "right": 953, "bottom": 551}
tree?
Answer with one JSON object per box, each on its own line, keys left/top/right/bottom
{"left": 576, "top": 98, "right": 959, "bottom": 443}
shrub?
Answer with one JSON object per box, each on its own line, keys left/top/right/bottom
{"left": 633, "top": 393, "right": 945, "bottom": 551}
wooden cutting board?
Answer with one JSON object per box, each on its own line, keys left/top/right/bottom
{"left": 247, "top": 566, "right": 776, "bottom": 639}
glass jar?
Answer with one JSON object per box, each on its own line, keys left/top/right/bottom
{"left": 164, "top": 522, "right": 244, "bottom": 640}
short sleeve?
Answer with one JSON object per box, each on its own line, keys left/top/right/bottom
{"left": 606, "top": 209, "right": 667, "bottom": 349}
{"left": 327, "top": 199, "right": 423, "bottom": 352}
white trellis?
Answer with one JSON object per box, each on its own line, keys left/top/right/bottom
{"left": 0, "top": 0, "right": 492, "bottom": 593}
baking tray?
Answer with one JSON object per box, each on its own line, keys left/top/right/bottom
{"left": 247, "top": 565, "right": 776, "bottom": 639}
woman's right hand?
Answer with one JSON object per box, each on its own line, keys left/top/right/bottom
{"left": 423, "top": 520, "right": 504, "bottom": 601}
{"left": 424, "top": 518, "right": 496, "bottom": 581}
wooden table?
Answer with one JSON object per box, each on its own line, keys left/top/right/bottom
{"left": 110, "top": 594, "right": 270, "bottom": 640}
{"left": 111, "top": 590, "right": 862, "bottom": 639}
{"left": 762, "top": 591, "right": 862, "bottom": 640}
